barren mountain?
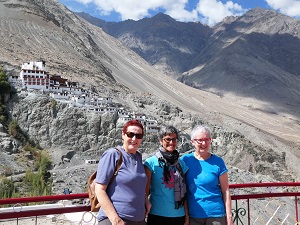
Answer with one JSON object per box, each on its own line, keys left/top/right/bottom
{"left": 0, "top": 0, "right": 299, "bottom": 185}
{"left": 77, "top": 8, "right": 300, "bottom": 135}
{"left": 182, "top": 8, "right": 300, "bottom": 118}
{"left": 76, "top": 12, "right": 212, "bottom": 79}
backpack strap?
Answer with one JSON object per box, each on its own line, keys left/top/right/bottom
{"left": 109, "top": 147, "right": 123, "bottom": 183}
{"left": 136, "top": 151, "right": 142, "bottom": 160}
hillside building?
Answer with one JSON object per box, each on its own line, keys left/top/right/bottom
{"left": 8, "top": 61, "right": 159, "bottom": 133}
{"left": 19, "top": 61, "right": 50, "bottom": 90}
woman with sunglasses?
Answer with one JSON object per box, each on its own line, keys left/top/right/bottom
{"left": 95, "top": 119, "right": 151, "bottom": 225}
{"left": 144, "top": 125, "right": 189, "bottom": 225}
{"left": 181, "top": 125, "right": 233, "bottom": 225}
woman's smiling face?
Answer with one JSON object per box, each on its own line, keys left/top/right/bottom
{"left": 160, "top": 132, "right": 177, "bottom": 152}
{"left": 122, "top": 125, "right": 143, "bottom": 153}
{"left": 191, "top": 131, "right": 211, "bottom": 153}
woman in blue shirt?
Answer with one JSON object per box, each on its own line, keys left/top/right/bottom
{"left": 144, "top": 125, "right": 189, "bottom": 225}
{"left": 181, "top": 125, "right": 233, "bottom": 225}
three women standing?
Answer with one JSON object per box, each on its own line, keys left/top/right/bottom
{"left": 94, "top": 120, "right": 233, "bottom": 225}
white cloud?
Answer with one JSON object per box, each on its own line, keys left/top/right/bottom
{"left": 77, "top": 0, "right": 93, "bottom": 4}
{"left": 196, "top": 0, "right": 245, "bottom": 25}
{"left": 77, "top": 0, "right": 177, "bottom": 20}
{"left": 164, "top": 1, "right": 199, "bottom": 22}
{"left": 73, "top": 0, "right": 246, "bottom": 25}
{"left": 266, "top": 0, "right": 300, "bottom": 17}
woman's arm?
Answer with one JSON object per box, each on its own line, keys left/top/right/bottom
{"left": 184, "top": 197, "right": 190, "bottom": 225}
{"left": 219, "top": 172, "right": 234, "bottom": 225}
{"left": 144, "top": 166, "right": 152, "bottom": 215}
{"left": 144, "top": 194, "right": 152, "bottom": 215}
{"left": 144, "top": 166, "right": 152, "bottom": 197}
{"left": 95, "top": 183, "right": 124, "bottom": 225}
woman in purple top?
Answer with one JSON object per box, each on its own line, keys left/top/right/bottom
{"left": 95, "top": 119, "right": 151, "bottom": 225}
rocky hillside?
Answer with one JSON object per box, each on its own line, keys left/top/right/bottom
{"left": 0, "top": 0, "right": 299, "bottom": 194}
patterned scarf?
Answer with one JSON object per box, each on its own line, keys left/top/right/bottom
{"left": 155, "top": 147, "right": 187, "bottom": 209}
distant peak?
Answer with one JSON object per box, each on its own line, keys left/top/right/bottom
{"left": 151, "top": 13, "right": 175, "bottom": 22}
{"left": 244, "top": 7, "right": 277, "bottom": 17}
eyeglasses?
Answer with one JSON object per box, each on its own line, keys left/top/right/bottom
{"left": 163, "top": 138, "right": 177, "bottom": 143}
{"left": 193, "top": 138, "right": 211, "bottom": 144}
{"left": 125, "top": 132, "right": 143, "bottom": 139}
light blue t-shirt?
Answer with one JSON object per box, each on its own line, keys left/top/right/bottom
{"left": 95, "top": 147, "right": 147, "bottom": 221}
{"left": 144, "top": 155, "right": 188, "bottom": 217}
{"left": 181, "top": 152, "right": 228, "bottom": 218}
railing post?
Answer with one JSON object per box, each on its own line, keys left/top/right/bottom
{"left": 247, "top": 199, "right": 250, "bottom": 225}
{"left": 296, "top": 196, "right": 299, "bottom": 222}
{"left": 235, "top": 199, "right": 238, "bottom": 225}
{"left": 232, "top": 199, "right": 246, "bottom": 225}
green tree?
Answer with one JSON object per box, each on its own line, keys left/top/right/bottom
{"left": 0, "top": 108, "right": 6, "bottom": 124}
{"left": 0, "top": 67, "right": 11, "bottom": 95}
{"left": 0, "top": 67, "right": 10, "bottom": 124}
{"left": 36, "top": 150, "right": 52, "bottom": 171}
{"left": 0, "top": 177, "right": 15, "bottom": 199}
{"left": 23, "top": 150, "right": 52, "bottom": 196}
{"left": 8, "top": 120, "right": 27, "bottom": 144}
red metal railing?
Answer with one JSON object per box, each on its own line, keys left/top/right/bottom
{"left": 229, "top": 182, "right": 300, "bottom": 225}
{"left": 0, "top": 182, "right": 299, "bottom": 224}
{"left": 0, "top": 193, "right": 89, "bottom": 220}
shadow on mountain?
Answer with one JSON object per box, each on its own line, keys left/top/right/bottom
{"left": 180, "top": 31, "right": 300, "bottom": 117}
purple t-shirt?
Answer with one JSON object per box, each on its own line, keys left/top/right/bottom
{"left": 95, "top": 146, "right": 147, "bottom": 221}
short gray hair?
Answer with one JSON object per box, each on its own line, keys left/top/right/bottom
{"left": 158, "top": 125, "right": 178, "bottom": 139}
{"left": 190, "top": 125, "right": 211, "bottom": 140}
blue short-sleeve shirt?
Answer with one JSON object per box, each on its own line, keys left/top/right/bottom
{"left": 144, "top": 155, "right": 188, "bottom": 217}
{"left": 181, "top": 152, "right": 228, "bottom": 218}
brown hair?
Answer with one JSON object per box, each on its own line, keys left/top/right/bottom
{"left": 122, "top": 119, "right": 144, "bottom": 135}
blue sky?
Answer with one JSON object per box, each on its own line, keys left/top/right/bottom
{"left": 57, "top": 0, "right": 300, "bottom": 26}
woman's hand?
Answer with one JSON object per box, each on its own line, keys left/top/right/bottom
{"left": 95, "top": 183, "right": 124, "bottom": 225}
{"left": 145, "top": 196, "right": 152, "bottom": 215}
{"left": 184, "top": 216, "right": 190, "bottom": 225}
{"left": 227, "top": 217, "right": 234, "bottom": 225}
{"left": 112, "top": 217, "right": 124, "bottom": 225}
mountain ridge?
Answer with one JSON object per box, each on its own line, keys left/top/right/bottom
{"left": 76, "top": 8, "right": 300, "bottom": 121}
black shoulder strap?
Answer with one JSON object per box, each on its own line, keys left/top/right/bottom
{"left": 108, "top": 147, "right": 123, "bottom": 184}
{"left": 136, "top": 151, "right": 142, "bottom": 159}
